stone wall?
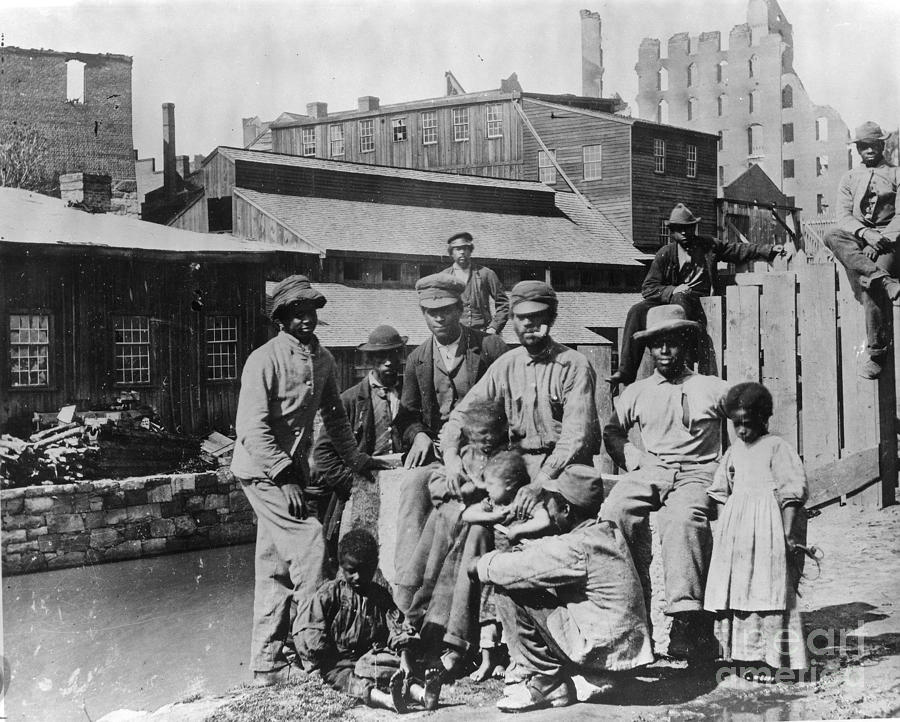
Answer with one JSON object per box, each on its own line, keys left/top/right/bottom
{"left": 1, "top": 469, "right": 255, "bottom": 575}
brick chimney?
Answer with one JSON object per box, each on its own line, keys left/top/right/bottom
{"left": 306, "top": 102, "right": 328, "bottom": 119}
{"left": 60, "top": 172, "right": 112, "bottom": 212}
{"left": 176, "top": 154, "right": 191, "bottom": 179}
{"left": 162, "top": 102, "right": 177, "bottom": 201}
{"left": 357, "top": 96, "right": 380, "bottom": 112}
{"left": 580, "top": 9, "right": 604, "bottom": 98}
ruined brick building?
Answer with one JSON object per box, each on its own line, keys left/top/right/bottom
{"left": 634, "top": 0, "right": 851, "bottom": 216}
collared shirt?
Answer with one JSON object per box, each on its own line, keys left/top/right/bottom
{"left": 441, "top": 340, "right": 600, "bottom": 479}
{"left": 614, "top": 369, "right": 729, "bottom": 468}
{"left": 368, "top": 371, "right": 400, "bottom": 455}
{"left": 433, "top": 336, "right": 462, "bottom": 371}
{"left": 835, "top": 160, "right": 900, "bottom": 240}
{"left": 368, "top": 371, "right": 400, "bottom": 419}
{"left": 231, "top": 331, "right": 368, "bottom": 482}
{"left": 441, "top": 263, "right": 510, "bottom": 333}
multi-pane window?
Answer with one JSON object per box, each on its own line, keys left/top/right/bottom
{"left": 358, "top": 119, "right": 375, "bottom": 153}
{"left": 583, "top": 144, "right": 602, "bottom": 181}
{"left": 653, "top": 139, "right": 666, "bottom": 173}
{"left": 658, "top": 219, "right": 669, "bottom": 246}
{"left": 114, "top": 315, "right": 150, "bottom": 384}
{"left": 538, "top": 150, "right": 556, "bottom": 184}
{"left": 686, "top": 145, "right": 697, "bottom": 178}
{"left": 391, "top": 117, "right": 407, "bottom": 143}
{"left": 421, "top": 111, "right": 437, "bottom": 145}
{"left": 329, "top": 124, "right": 344, "bottom": 157}
{"left": 9, "top": 314, "right": 49, "bottom": 387}
{"left": 783, "top": 159, "right": 795, "bottom": 178}
{"left": 486, "top": 104, "right": 503, "bottom": 138}
{"left": 206, "top": 316, "right": 238, "bottom": 381}
{"left": 452, "top": 107, "right": 469, "bottom": 141}
{"left": 301, "top": 127, "right": 316, "bottom": 157}
{"left": 782, "top": 122, "right": 794, "bottom": 143}
{"left": 382, "top": 262, "right": 401, "bottom": 282}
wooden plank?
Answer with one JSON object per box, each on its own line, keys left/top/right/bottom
{"left": 699, "top": 296, "right": 723, "bottom": 377}
{"left": 836, "top": 273, "right": 877, "bottom": 454}
{"left": 724, "top": 284, "right": 760, "bottom": 383}
{"left": 876, "top": 305, "right": 899, "bottom": 507}
{"left": 806, "top": 446, "right": 878, "bottom": 508}
{"left": 797, "top": 264, "right": 839, "bottom": 468}
{"left": 578, "top": 345, "right": 615, "bottom": 474}
{"left": 760, "top": 273, "right": 799, "bottom": 447}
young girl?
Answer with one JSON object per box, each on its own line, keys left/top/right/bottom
{"left": 704, "top": 382, "right": 809, "bottom": 682}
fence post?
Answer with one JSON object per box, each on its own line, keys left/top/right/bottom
{"left": 578, "top": 344, "right": 615, "bottom": 474}
{"left": 876, "top": 306, "right": 899, "bottom": 508}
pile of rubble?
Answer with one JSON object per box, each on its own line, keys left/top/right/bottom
{"left": 0, "top": 421, "right": 98, "bottom": 487}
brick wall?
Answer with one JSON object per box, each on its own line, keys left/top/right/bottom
{"left": 1, "top": 469, "right": 255, "bottom": 575}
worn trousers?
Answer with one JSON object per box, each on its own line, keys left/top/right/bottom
{"left": 501, "top": 588, "right": 572, "bottom": 682}
{"left": 599, "top": 463, "right": 715, "bottom": 615}
{"left": 394, "top": 463, "right": 441, "bottom": 613}
{"left": 240, "top": 478, "right": 327, "bottom": 673}
{"left": 825, "top": 227, "right": 899, "bottom": 355}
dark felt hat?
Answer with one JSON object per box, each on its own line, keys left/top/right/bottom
{"left": 509, "top": 280, "right": 557, "bottom": 314}
{"left": 416, "top": 273, "right": 465, "bottom": 309}
{"left": 543, "top": 464, "right": 605, "bottom": 514}
{"left": 447, "top": 231, "right": 474, "bottom": 249}
{"left": 633, "top": 304, "right": 701, "bottom": 341}
{"left": 357, "top": 325, "right": 408, "bottom": 352}
{"left": 668, "top": 203, "right": 701, "bottom": 226}
{"left": 270, "top": 275, "right": 326, "bottom": 318}
{"left": 850, "top": 121, "right": 889, "bottom": 145}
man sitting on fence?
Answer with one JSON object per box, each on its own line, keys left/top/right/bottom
{"left": 607, "top": 203, "right": 785, "bottom": 389}
{"left": 825, "top": 121, "right": 900, "bottom": 379}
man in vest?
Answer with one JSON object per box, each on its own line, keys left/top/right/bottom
{"left": 442, "top": 232, "right": 509, "bottom": 334}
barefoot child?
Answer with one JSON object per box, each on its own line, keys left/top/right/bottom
{"left": 704, "top": 382, "right": 809, "bottom": 682}
{"left": 297, "top": 529, "right": 442, "bottom": 711}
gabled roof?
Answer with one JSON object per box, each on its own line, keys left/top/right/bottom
{"left": 0, "top": 188, "right": 283, "bottom": 257}
{"left": 267, "top": 282, "right": 639, "bottom": 347}
{"left": 237, "top": 187, "right": 645, "bottom": 266}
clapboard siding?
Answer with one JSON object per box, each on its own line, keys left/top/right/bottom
{"left": 201, "top": 152, "right": 236, "bottom": 200}
{"left": 169, "top": 196, "right": 208, "bottom": 233}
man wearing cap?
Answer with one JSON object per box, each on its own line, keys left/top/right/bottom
{"left": 393, "top": 273, "right": 508, "bottom": 607}
{"left": 608, "top": 203, "right": 785, "bottom": 388}
{"left": 310, "top": 324, "right": 407, "bottom": 564}
{"left": 471, "top": 465, "right": 653, "bottom": 712}
{"left": 601, "top": 304, "right": 729, "bottom": 661}
{"left": 442, "top": 231, "right": 510, "bottom": 334}
{"left": 825, "top": 121, "right": 900, "bottom": 379}
{"left": 441, "top": 280, "right": 600, "bottom": 503}
{"left": 232, "top": 275, "right": 389, "bottom": 686}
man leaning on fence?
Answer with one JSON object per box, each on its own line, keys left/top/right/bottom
{"left": 825, "top": 121, "right": 900, "bottom": 379}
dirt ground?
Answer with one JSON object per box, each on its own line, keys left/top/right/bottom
{"left": 99, "top": 501, "right": 900, "bottom": 722}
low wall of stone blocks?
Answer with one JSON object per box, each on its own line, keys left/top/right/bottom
{"left": 0, "top": 469, "right": 256, "bottom": 575}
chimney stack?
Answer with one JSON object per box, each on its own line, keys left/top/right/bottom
{"left": 357, "top": 96, "right": 380, "bottom": 112}
{"left": 580, "top": 9, "right": 604, "bottom": 98}
{"left": 306, "top": 102, "right": 328, "bottom": 119}
{"left": 177, "top": 154, "right": 191, "bottom": 179}
{"left": 162, "top": 102, "right": 177, "bottom": 201}
{"left": 60, "top": 172, "right": 112, "bottom": 212}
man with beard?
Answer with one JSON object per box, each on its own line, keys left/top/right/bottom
{"left": 441, "top": 231, "right": 509, "bottom": 334}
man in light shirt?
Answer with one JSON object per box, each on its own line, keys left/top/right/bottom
{"left": 442, "top": 232, "right": 509, "bottom": 334}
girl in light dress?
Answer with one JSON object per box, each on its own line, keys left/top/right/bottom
{"left": 704, "top": 382, "right": 810, "bottom": 682}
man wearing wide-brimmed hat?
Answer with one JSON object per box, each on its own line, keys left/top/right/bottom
{"left": 601, "top": 304, "right": 730, "bottom": 662}
{"left": 825, "top": 121, "right": 900, "bottom": 379}
{"left": 441, "top": 231, "right": 510, "bottom": 334}
{"left": 607, "top": 203, "right": 784, "bottom": 389}
{"left": 232, "top": 275, "right": 389, "bottom": 686}
{"left": 311, "top": 324, "right": 408, "bottom": 564}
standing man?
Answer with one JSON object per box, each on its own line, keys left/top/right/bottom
{"left": 471, "top": 466, "right": 653, "bottom": 712}
{"left": 442, "top": 231, "right": 510, "bottom": 335}
{"left": 393, "top": 274, "right": 507, "bottom": 609}
{"left": 231, "top": 275, "right": 387, "bottom": 686}
{"left": 825, "top": 121, "right": 900, "bottom": 379}
{"left": 310, "top": 324, "right": 408, "bottom": 564}
{"left": 608, "top": 203, "right": 784, "bottom": 388}
{"left": 601, "top": 304, "right": 728, "bottom": 661}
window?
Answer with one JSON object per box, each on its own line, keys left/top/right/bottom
{"left": 653, "top": 138, "right": 666, "bottom": 173}
{"left": 686, "top": 145, "right": 697, "bottom": 178}
{"left": 717, "top": 94, "right": 725, "bottom": 117}
{"left": 749, "top": 90, "right": 758, "bottom": 114}
{"left": 781, "top": 85, "right": 793, "bottom": 109}
{"left": 782, "top": 122, "right": 794, "bottom": 143}
{"left": 358, "top": 119, "right": 374, "bottom": 153}
{"left": 718, "top": 166, "right": 725, "bottom": 186}
{"left": 583, "top": 144, "right": 602, "bottom": 180}
{"left": 329, "top": 124, "right": 344, "bottom": 157}
{"left": 658, "top": 67, "right": 668, "bottom": 91}
{"left": 343, "top": 260, "right": 362, "bottom": 281}
{"left": 382, "top": 262, "right": 401, "bottom": 282}
{"left": 748, "top": 124, "right": 764, "bottom": 156}
{"left": 452, "top": 107, "right": 469, "bottom": 141}
{"left": 538, "top": 149, "right": 557, "bottom": 184}
{"left": 816, "top": 117, "right": 828, "bottom": 141}
{"left": 66, "top": 59, "right": 85, "bottom": 104}
{"left": 301, "top": 127, "right": 316, "bottom": 156}
{"left": 206, "top": 316, "right": 238, "bottom": 381}
{"left": 9, "top": 314, "right": 50, "bottom": 387}
{"left": 718, "top": 131, "right": 724, "bottom": 151}
{"left": 687, "top": 63, "right": 697, "bottom": 87}
{"left": 748, "top": 55, "right": 758, "bottom": 78}
{"left": 391, "top": 117, "right": 407, "bottom": 143}
{"left": 785, "top": 195, "right": 795, "bottom": 207}
{"left": 486, "top": 104, "right": 503, "bottom": 138}
{"left": 687, "top": 97, "right": 697, "bottom": 121}
{"left": 657, "top": 99, "right": 669, "bottom": 124}
{"left": 716, "top": 60, "right": 727, "bottom": 83}
{"left": 422, "top": 111, "right": 437, "bottom": 145}
{"left": 816, "top": 194, "right": 826, "bottom": 214}
{"left": 114, "top": 315, "right": 150, "bottom": 384}
{"left": 658, "top": 219, "right": 669, "bottom": 245}
{"left": 783, "top": 159, "right": 795, "bottom": 178}
{"left": 816, "top": 155, "right": 829, "bottom": 176}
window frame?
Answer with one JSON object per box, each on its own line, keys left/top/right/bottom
{"left": 391, "top": 117, "right": 408, "bottom": 143}
{"left": 358, "top": 118, "right": 375, "bottom": 153}
{"left": 452, "top": 107, "right": 469, "bottom": 142}
{"left": 301, "top": 127, "right": 316, "bottom": 157}
{"left": 328, "top": 124, "right": 344, "bottom": 157}
{"left": 538, "top": 149, "right": 557, "bottom": 185}
{"left": 783, "top": 159, "right": 795, "bottom": 179}
{"left": 421, "top": 111, "right": 437, "bottom": 145}
{"left": 782, "top": 122, "right": 794, "bottom": 143}
{"left": 582, "top": 144, "right": 602, "bottom": 181}
{"left": 8, "top": 311, "right": 53, "bottom": 389}
{"left": 112, "top": 314, "right": 152, "bottom": 386}
{"left": 486, "top": 104, "right": 503, "bottom": 139}
{"left": 205, "top": 315, "right": 239, "bottom": 382}
{"left": 658, "top": 219, "right": 669, "bottom": 246}
{"left": 686, "top": 144, "right": 697, "bottom": 178}
{"left": 653, "top": 138, "right": 666, "bottom": 174}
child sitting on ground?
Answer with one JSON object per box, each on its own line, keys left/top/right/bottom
{"left": 461, "top": 450, "right": 553, "bottom": 682}
{"left": 704, "top": 382, "right": 810, "bottom": 683}
{"left": 296, "top": 529, "right": 442, "bottom": 712}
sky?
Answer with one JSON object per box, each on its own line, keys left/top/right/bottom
{"left": 2, "top": 0, "right": 898, "bottom": 164}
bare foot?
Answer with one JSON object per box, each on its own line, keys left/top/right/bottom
{"left": 469, "top": 661, "right": 491, "bottom": 683}
{"left": 423, "top": 667, "right": 443, "bottom": 711}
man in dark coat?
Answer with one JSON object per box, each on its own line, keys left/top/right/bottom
{"left": 441, "top": 231, "right": 510, "bottom": 334}
{"left": 607, "top": 203, "right": 785, "bottom": 388}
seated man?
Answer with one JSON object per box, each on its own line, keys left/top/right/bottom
{"left": 824, "top": 121, "right": 900, "bottom": 379}
{"left": 471, "top": 465, "right": 653, "bottom": 712}
{"left": 608, "top": 203, "right": 784, "bottom": 388}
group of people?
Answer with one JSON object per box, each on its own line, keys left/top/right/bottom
{"left": 227, "top": 127, "right": 900, "bottom": 713}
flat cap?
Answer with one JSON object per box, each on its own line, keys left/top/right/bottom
{"left": 447, "top": 231, "right": 474, "bottom": 249}
{"left": 509, "top": 280, "right": 557, "bottom": 314}
{"left": 416, "top": 273, "right": 466, "bottom": 309}
{"left": 543, "top": 464, "right": 605, "bottom": 514}
{"left": 270, "top": 275, "right": 326, "bottom": 318}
